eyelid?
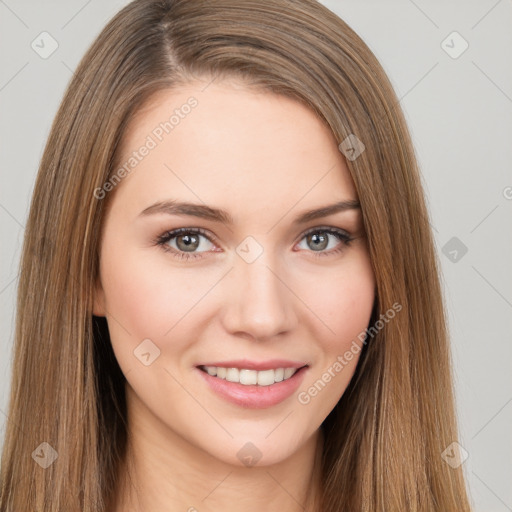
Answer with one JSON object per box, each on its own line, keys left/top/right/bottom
{"left": 156, "top": 225, "right": 352, "bottom": 245}
{"left": 297, "top": 224, "right": 352, "bottom": 241}
{"left": 154, "top": 226, "right": 220, "bottom": 250}
{"left": 154, "top": 224, "right": 354, "bottom": 260}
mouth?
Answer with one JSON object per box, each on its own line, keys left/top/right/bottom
{"left": 197, "top": 364, "right": 307, "bottom": 386}
{"left": 195, "top": 360, "right": 310, "bottom": 409}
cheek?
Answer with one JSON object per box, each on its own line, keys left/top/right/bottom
{"left": 302, "top": 251, "right": 375, "bottom": 351}
{"left": 98, "top": 246, "right": 206, "bottom": 355}
{"left": 98, "top": 242, "right": 230, "bottom": 376}
{"left": 294, "top": 254, "right": 375, "bottom": 415}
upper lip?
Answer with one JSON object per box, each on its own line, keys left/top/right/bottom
{"left": 196, "top": 359, "right": 309, "bottom": 371}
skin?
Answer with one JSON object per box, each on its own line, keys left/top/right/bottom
{"left": 94, "top": 78, "right": 376, "bottom": 512}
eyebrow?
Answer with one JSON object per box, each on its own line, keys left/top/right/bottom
{"left": 139, "top": 199, "right": 361, "bottom": 225}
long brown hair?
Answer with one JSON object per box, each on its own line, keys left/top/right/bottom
{"left": 0, "top": 0, "right": 473, "bottom": 510}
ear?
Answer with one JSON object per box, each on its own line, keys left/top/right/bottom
{"left": 92, "top": 275, "right": 107, "bottom": 317}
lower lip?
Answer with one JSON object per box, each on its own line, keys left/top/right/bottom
{"left": 196, "top": 366, "right": 308, "bottom": 409}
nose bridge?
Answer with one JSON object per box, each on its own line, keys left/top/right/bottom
{"left": 222, "top": 243, "right": 295, "bottom": 339}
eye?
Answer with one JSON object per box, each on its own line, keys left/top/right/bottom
{"left": 154, "top": 226, "right": 354, "bottom": 261}
{"left": 154, "top": 227, "right": 218, "bottom": 260}
{"left": 295, "top": 226, "right": 354, "bottom": 257}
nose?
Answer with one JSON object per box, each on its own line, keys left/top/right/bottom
{"left": 221, "top": 254, "right": 297, "bottom": 341}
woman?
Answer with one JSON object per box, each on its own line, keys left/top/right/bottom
{"left": 0, "top": 0, "right": 473, "bottom": 510}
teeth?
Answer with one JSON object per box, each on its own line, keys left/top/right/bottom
{"left": 202, "top": 366, "right": 300, "bottom": 386}
{"left": 206, "top": 366, "right": 217, "bottom": 376}
{"left": 240, "top": 369, "right": 257, "bottom": 385}
{"left": 257, "top": 369, "right": 275, "bottom": 386}
{"left": 274, "top": 368, "right": 284, "bottom": 382}
{"left": 226, "top": 368, "right": 239, "bottom": 383}
{"left": 284, "top": 368, "right": 295, "bottom": 379}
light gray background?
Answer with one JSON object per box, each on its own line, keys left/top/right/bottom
{"left": 1, "top": 1, "right": 511, "bottom": 510}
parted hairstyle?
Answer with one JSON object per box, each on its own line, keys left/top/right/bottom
{"left": 0, "top": 0, "right": 473, "bottom": 510}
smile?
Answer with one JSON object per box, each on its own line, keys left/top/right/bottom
{"left": 195, "top": 363, "right": 309, "bottom": 409}
{"left": 199, "top": 365, "right": 300, "bottom": 386}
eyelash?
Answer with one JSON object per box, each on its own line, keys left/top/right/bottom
{"left": 153, "top": 226, "right": 354, "bottom": 261}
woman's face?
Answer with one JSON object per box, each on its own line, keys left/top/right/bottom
{"left": 94, "top": 79, "right": 375, "bottom": 467}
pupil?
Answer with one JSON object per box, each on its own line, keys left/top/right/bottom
{"left": 178, "top": 234, "right": 198, "bottom": 252}
{"left": 310, "top": 233, "right": 327, "bottom": 251}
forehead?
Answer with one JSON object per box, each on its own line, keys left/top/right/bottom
{"left": 112, "top": 80, "right": 357, "bottom": 215}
